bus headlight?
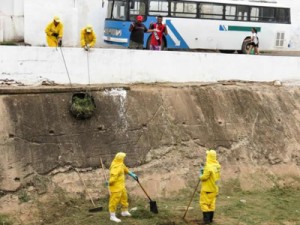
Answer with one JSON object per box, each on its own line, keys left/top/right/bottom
{"left": 104, "top": 28, "right": 122, "bottom": 36}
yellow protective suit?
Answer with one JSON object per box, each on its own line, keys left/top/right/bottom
{"left": 45, "top": 21, "right": 64, "bottom": 47}
{"left": 80, "top": 28, "right": 96, "bottom": 48}
{"left": 108, "top": 152, "right": 130, "bottom": 213}
{"left": 199, "top": 150, "right": 221, "bottom": 212}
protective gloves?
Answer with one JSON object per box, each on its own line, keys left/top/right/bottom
{"left": 52, "top": 33, "right": 59, "bottom": 38}
{"left": 199, "top": 166, "right": 204, "bottom": 177}
{"left": 84, "top": 44, "right": 90, "bottom": 51}
{"left": 58, "top": 39, "right": 62, "bottom": 47}
{"left": 128, "top": 171, "right": 138, "bottom": 180}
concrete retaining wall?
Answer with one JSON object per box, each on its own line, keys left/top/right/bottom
{"left": 0, "top": 46, "right": 300, "bottom": 85}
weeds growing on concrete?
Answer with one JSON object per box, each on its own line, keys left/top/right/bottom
{"left": 70, "top": 95, "right": 96, "bottom": 119}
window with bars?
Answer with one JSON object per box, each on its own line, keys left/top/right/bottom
{"left": 275, "top": 32, "right": 285, "bottom": 47}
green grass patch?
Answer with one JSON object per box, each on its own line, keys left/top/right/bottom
{"left": 19, "top": 186, "right": 300, "bottom": 225}
{"left": 18, "top": 189, "right": 30, "bottom": 203}
{"left": 0, "top": 41, "right": 18, "bottom": 46}
{"left": 0, "top": 214, "right": 13, "bottom": 225}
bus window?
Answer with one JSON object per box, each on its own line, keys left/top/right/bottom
{"left": 236, "top": 5, "right": 249, "bottom": 21}
{"left": 149, "top": 0, "right": 169, "bottom": 16}
{"left": 199, "top": 3, "right": 223, "bottom": 20}
{"left": 171, "top": 2, "right": 197, "bottom": 18}
{"left": 276, "top": 8, "right": 290, "bottom": 23}
{"left": 106, "top": 0, "right": 127, "bottom": 20}
{"left": 260, "top": 7, "right": 275, "bottom": 22}
{"left": 225, "top": 5, "right": 236, "bottom": 20}
{"left": 129, "top": 0, "right": 146, "bottom": 21}
{"left": 250, "top": 7, "right": 259, "bottom": 21}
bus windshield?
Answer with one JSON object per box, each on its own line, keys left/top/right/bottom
{"left": 107, "top": 0, "right": 127, "bottom": 20}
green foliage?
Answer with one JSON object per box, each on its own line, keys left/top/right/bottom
{"left": 18, "top": 189, "right": 30, "bottom": 203}
{"left": 70, "top": 95, "right": 96, "bottom": 119}
{"left": 0, "top": 41, "right": 17, "bottom": 46}
{"left": 0, "top": 214, "right": 12, "bottom": 225}
{"left": 32, "top": 175, "right": 50, "bottom": 194}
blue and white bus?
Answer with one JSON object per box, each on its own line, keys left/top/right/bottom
{"left": 103, "top": 0, "right": 291, "bottom": 53}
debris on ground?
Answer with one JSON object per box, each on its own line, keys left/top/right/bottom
{"left": 0, "top": 79, "right": 24, "bottom": 86}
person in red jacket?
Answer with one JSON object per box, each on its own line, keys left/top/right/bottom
{"left": 149, "top": 15, "right": 168, "bottom": 50}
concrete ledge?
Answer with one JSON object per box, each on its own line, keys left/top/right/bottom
{"left": 0, "top": 46, "right": 300, "bottom": 85}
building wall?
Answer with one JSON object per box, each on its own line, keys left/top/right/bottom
{"left": 24, "top": 0, "right": 107, "bottom": 47}
{"left": 0, "top": 0, "right": 24, "bottom": 42}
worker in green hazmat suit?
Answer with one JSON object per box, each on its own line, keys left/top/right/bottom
{"left": 45, "top": 16, "right": 64, "bottom": 47}
{"left": 199, "top": 149, "right": 221, "bottom": 224}
{"left": 108, "top": 152, "right": 138, "bottom": 223}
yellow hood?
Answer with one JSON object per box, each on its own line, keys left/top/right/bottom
{"left": 206, "top": 150, "right": 219, "bottom": 165}
{"left": 110, "top": 152, "right": 126, "bottom": 169}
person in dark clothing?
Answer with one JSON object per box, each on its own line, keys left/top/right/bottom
{"left": 128, "top": 15, "right": 148, "bottom": 49}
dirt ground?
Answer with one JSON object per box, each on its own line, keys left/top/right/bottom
{"left": 0, "top": 180, "right": 299, "bottom": 225}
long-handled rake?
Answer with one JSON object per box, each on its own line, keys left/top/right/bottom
{"left": 100, "top": 158, "right": 110, "bottom": 195}
{"left": 74, "top": 168, "right": 103, "bottom": 212}
{"left": 183, "top": 179, "right": 201, "bottom": 220}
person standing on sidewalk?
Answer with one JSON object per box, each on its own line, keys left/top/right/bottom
{"left": 128, "top": 15, "right": 148, "bottom": 49}
{"left": 149, "top": 15, "right": 168, "bottom": 50}
{"left": 247, "top": 28, "right": 260, "bottom": 55}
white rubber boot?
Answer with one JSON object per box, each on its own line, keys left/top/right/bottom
{"left": 110, "top": 213, "right": 121, "bottom": 223}
{"left": 121, "top": 211, "right": 132, "bottom": 217}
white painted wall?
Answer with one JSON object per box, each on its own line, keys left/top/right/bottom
{"left": 284, "top": 1, "right": 300, "bottom": 49}
{"left": 0, "top": 0, "right": 24, "bottom": 42}
{"left": 0, "top": 46, "right": 299, "bottom": 85}
{"left": 24, "top": 0, "right": 107, "bottom": 47}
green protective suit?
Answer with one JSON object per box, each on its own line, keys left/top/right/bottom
{"left": 199, "top": 150, "right": 221, "bottom": 212}
{"left": 45, "top": 21, "right": 64, "bottom": 47}
{"left": 108, "top": 152, "right": 130, "bottom": 213}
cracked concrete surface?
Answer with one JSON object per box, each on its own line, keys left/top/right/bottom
{"left": 0, "top": 84, "right": 300, "bottom": 192}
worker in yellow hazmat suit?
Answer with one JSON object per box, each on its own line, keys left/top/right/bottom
{"left": 45, "top": 16, "right": 64, "bottom": 47}
{"left": 199, "top": 150, "right": 221, "bottom": 224}
{"left": 108, "top": 152, "right": 138, "bottom": 223}
{"left": 80, "top": 24, "right": 96, "bottom": 50}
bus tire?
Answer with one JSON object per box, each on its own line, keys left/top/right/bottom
{"left": 242, "top": 38, "right": 252, "bottom": 54}
{"left": 219, "top": 50, "right": 235, "bottom": 54}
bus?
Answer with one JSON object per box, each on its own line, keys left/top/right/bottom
{"left": 103, "top": 0, "right": 291, "bottom": 53}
